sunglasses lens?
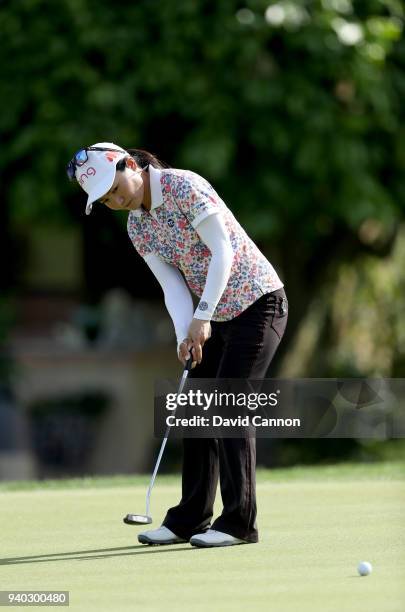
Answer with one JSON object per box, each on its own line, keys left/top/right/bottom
{"left": 66, "top": 161, "right": 76, "bottom": 181}
{"left": 75, "top": 149, "right": 88, "bottom": 166}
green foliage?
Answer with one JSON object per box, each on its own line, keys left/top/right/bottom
{"left": 0, "top": 0, "right": 404, "bottom": 241}
{"left": 280, "top": 223, "right": 405, "bottom": 377}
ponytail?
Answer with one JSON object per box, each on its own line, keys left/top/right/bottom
{"left": 116, "top": 148, "right": 170, "bottom": 172}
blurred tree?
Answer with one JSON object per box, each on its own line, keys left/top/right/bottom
{"left": 280, "top": 222, "right": 405, "bottom": 377}
{"left": 0, "top": 0, "right": 404, "bottom": 329}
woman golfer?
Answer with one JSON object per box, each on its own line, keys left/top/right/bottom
{"left": 67, "top": 142, "right": 288, "bottom": 548}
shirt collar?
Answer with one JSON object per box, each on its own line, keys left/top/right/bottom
{"left": 131, "top": 165, "right": 163, "bottom": 217}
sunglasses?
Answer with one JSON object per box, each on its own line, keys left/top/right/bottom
{"left": 66, "top": 146, "right": 123, "bottom": 181}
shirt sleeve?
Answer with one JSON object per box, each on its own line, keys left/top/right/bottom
{"left": 175, "top": 172, "right": 221, "bottom": 229}
{"left": 143, "top": 253, "right": 194, "bottom": 349}
{"left": 193, "top": 213, "right": 234, "bottom": 321}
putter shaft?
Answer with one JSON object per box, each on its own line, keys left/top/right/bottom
{"left": 144, "top": 360, "right": 192, "bottom": 517}
{"left": 123, "top": 356, "right": 194, "bottom": 525}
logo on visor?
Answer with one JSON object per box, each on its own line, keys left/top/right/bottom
{"left": 105, "top": 151, "right": 121, "bottom": 163}
{"left": 79, "top": 167, "right": 97, "bottom": 185}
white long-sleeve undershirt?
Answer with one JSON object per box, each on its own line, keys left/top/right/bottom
{"left": 143, "top": 212, "right": 234, "bottom": 346}
{"left": 193, "top": 212, "right": 234, "bottom": 319}
{"left": 143, "top": 255, "right": 194, "bottom": 346}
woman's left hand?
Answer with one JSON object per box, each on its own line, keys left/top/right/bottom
{"left": 187, "top": 318, "right": 211, "bottom": 364}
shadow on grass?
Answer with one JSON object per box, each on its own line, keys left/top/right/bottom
{"left": 0, "top": 545, "right": 198, "bottom": 565}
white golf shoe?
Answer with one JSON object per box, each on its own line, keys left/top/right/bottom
{"left": 138, "top": 526, "right": 187, "bottom": 545}
{"left": 190, "top": 529, "right": 246, "bottom": 548}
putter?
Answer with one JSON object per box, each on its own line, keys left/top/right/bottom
{"left": 123, "top": 354, "right": 194, "bottom": 525}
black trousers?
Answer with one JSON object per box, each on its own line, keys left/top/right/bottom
{"left": 163, "top": 287, "right": 288, "bottom": 543}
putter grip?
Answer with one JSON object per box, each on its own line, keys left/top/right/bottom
{"left": 185, "top": 355, "right": 193, "bottom": 371}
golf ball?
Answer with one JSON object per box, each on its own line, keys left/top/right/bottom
{"left": 357, "top": 561, "right": 372, "bottom": 576}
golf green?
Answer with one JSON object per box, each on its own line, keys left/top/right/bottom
{"left": 1, "top": 463, "right": 404, "bottom": 611}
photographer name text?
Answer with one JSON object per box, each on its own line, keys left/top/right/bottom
{"left": 166, "top": 415, "right": 301, "bottom": 428}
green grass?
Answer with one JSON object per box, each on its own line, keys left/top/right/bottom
{"left": 1, "top": 460, "right": 403, "bottom": 492}
{"left": 1, "top": 462, "right": 404, "bottom": 612}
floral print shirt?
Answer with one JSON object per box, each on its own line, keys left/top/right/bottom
{"left": 127, "top": 165, "right": 284, "bottom": 322}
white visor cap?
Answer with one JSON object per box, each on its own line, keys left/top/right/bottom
{"left": 74, "top": 143, "right": 128, "bottom": 215}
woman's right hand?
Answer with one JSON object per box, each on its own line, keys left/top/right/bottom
{"left": 178, "top": 338, "right": 197, "bottom": 368}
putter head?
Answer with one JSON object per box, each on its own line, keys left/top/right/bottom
{"left": 123, "top": 513, "right": 152, "bottom": 525}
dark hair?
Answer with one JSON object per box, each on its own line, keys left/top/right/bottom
{"left": 116, "top": 148, "right": 170, "bottom": 172}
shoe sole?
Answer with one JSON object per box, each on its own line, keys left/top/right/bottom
{"left": 138, "top": 535, "right": 187, "bottom": 545}
{"left": 190, "top": 538, "right": 246, "bottom": 548}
